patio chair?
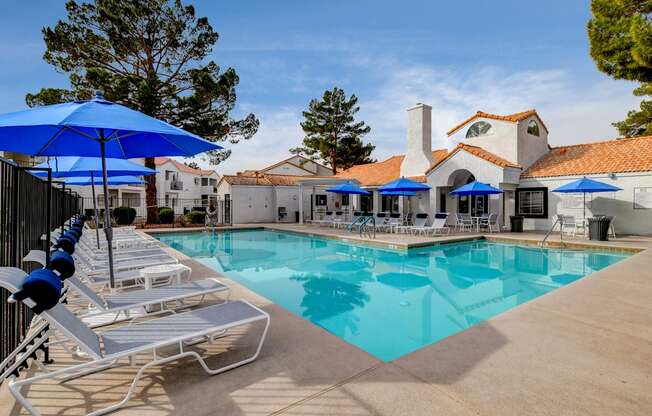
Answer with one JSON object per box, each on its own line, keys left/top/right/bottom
{"left": 455, "top": 213, "right": 473, "bottom": 232}
{"left": 396, "top": 213, "right": 427, "bottom": 234}
{"left": 479, "top": 213, "right": 499, "bottom": 233}
{"left": 381, "top": 213, "right": 402, "bottom": 233}
{"left": 314, "top": 211, "right": 334, "bottom": 226}
{"left": 560, "top": 215, "right": 584, "bottom": 236}
{"left": 331, "top": 211, "right": 345, "bottom": 228}
{"left": 415, "top": 215, "right": 450, "bottom": 236}
{"left": 1, "top": 267, "right": 270, "bottom": 416}
{"left": 374, "top": 213, "right": 389, "bottom": 231}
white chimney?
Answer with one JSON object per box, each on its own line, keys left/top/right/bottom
{"left": 400, "top": 103, "right": 434, "bottom": 177}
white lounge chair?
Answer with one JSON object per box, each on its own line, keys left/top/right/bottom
{"left": 313, "top": 211, "right": 334, "bottom": 226}
{"left": 1, "top": 267, "right": 270, "bottom": 416}
{"left": 397, "top": 213, "right": 428, "bottom": 234}
{"left": 421, "top": 216, "right": 450, "bottom": 236}
{"left": 23, "top": 250, "right": 230, "bottom": 322}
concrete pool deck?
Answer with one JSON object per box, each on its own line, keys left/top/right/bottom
{"left": 1, "top": 226, "right": 652, "bottom": 415}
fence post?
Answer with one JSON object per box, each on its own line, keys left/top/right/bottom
{"left": 11, "top": 167, "right": 19, "bottom": 267}
{"left": 60, "top": 182, "right": 66, "bottom": 233}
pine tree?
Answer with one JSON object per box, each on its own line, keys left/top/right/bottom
{"left": 588, "top": 0, "right": 652, "bottom": 136}
{"left": 27, "top": 0, "right": 259, "bottom": 222}
{"left": 291, "top": 87, "right": 374, "bottom": 174}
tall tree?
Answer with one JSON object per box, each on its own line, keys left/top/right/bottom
{"left": 588, "top": 0, "right": 652, "bottom": 136}
{"left": 27, "top": 0, "right": 259, "bottom": 222}
{"left": 291, "top": 87, "right": 374, "bottom": 174}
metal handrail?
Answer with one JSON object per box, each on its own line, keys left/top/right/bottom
{"left": 359, "top": 216, "right": 376, "bottom": 239}
{"left": 540, "top": 214, "right": 564, "bottom": 247}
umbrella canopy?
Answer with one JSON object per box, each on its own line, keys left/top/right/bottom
{"left": 552, "top": 177, "right": 622, "bottom": 227}
{"left": 378, "top": 177, "right": 431, "bottom": 192}
{"left": 379, "top": 190, "right": 417, "bottom": 196}
{"left": 0, "top": 92, "right": 222, "bottom": 288}
{"left": 31, "top": 156, "right": 156, "bottom": 178}
{"left": 0, "top": 93, "right": 220, "bottom": 158}
{"left": 450, "top": 181, "right": 502, "bottom": 196}
{"left": 325, "top": 182, "right": 370, "bottom": 195}
{"left": 552, "top": 177, "right": 622, "bottom": 193}
{"left": 65, "top": 175, "right": 145, "bottom": 186}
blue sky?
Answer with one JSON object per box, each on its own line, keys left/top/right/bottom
{"left": 0, "top": 0, "right": 640, "bottom": 173}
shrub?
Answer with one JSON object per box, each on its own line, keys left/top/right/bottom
{"left": 113, "top": 206, "right": 136, "bottom": 225}
{"left": 186, "top": 210, "right": 206, "bottom": 224}
{"left": 158, "top": 207, "right": 174, "bottom": 224}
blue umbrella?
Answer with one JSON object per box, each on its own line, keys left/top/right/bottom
{"left": 553, "top": 177, "right": 622, "bottom": 224}
{"left": 325, "top": 182, "right": 370, "bottom": 195}
{"left": 380, "top": 190, "right": 417, "bottom": 196}
{"left": 31, "top": 156, "right": 157, "bottom": 178}
{"left": 379, "top": 177, "right": 431, "bottom": 192}
{"left": 0, "top": 92, "right": 222, "bottom": 287}
{"left": 450, "top": 181, "right": 503, "bottom": 196}
{"left": 32, "top": 157, "right": 156, "bottom": 249}
{"left": 66, "top": 175, "right": 145, "bottom": 186}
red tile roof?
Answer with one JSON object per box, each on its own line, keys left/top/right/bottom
{"left": 220, "top": 173, "right": 333, "bottom": 186}
{"left": 426, "top": 144, "right": 521, "bottom": 175}
{"left": 522, "top": 136, "right": 652, "bottom": 178}
{"left": 335, "top": 150, "right": 448, "bottom": 186}
{"left": 447, "top": 109, "right": 547, "bottom": 136}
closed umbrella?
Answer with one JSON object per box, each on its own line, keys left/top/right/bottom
{"left": 553, "top": 177, "right": 622, "bottom": 225}
{"left": 32, "top": 156, "right": 156, "bottom": 248}
{"left": 0, "top": 92, "right": 221, "bottom": 287}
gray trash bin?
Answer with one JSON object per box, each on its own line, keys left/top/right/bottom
{"left": 588, "top": 216, "right": 611, "bottom": 241}
{"left": 510, "top": 216, "right": 524, "bottom": 232}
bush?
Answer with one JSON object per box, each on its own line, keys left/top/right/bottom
{"left": 113, "top": 206, "right": 136, "bottom": 225}
{"left": 186, "top": 210, "right": 206, "bottom": 224}
{"left": 158, "top": 207, "right": 174, "bottom": 224}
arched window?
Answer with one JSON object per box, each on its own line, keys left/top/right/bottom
{"left": 527, "top": 120, "right": 540, "bottom": 136}
{"left": 466, "top": 121, "right": 493, "bottom": 138}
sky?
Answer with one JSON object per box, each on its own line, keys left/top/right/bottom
{"left": 0, "top": 0, "right": 641, "bottom": 174}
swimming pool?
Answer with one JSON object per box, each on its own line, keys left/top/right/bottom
{"left": 156, "top": 229, "right": 630, "bottom": 361}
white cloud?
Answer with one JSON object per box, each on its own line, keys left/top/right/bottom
{"left": 193, "top": 59, "right": 641, "bottom": 175}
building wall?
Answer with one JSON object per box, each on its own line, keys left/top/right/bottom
{"left": 274, "top": 186, "right": 301, "bottom": 222}
{"left": 230, "top": 184, "right": 275, "bottom": 223}
{"left": 519, "top": 172, "right": 652, "bottom": 235}
{"left": 266, "top": 163, "right": 314, "bottom": 176}
{"left": 516, "top": 115, "right": 549, "bottom": 170}
{"left": 449, "top": 118, "right": 518, "bottom": 163}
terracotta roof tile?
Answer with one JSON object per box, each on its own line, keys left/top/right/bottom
{"left": 155, "top": 157, "right": 217, "bottom": 176}
{"left": 522, "top": 136, "right": 652, "bottom": 178}
{"left": 447, "top": 109, "right": 547, "bottom": 136}
{"left": 220, "top": 173, "right": 332, "bottom": 186}
{"left": 426, "top": 144, "right": 520, "bottom": 175}
{"left": 336, "top": 150, "right": 448, "bottom": 186}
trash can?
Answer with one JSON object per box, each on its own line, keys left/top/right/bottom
{"left": 510, "top": 215, "right": 524, "bottom": 232}
{"left": 295, "top": 211, "right": 300, "bottom": 223}
{"left": 588, "top": 216, "right": 611, "bottom": 241}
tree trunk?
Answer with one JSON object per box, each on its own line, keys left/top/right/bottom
{"left": 144, "top": 157, "right": 159, "bottom": 224}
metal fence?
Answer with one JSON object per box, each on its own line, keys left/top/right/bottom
{"left": 0, "top": 157, "right": 81, "bottom": 380}
{"left": 81, "top": 196, "right": 232, "bottom": 225}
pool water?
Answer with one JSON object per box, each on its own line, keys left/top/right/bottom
{"left": 156, "top": 230, "right": 630, "bottom": 361}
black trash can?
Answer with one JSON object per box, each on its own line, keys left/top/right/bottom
{"left": 510, "top": 215, "right": 524, "bottom": 232}
{"left": 588, "top": 216, "right": 611, "bottom": 241}
{"left": 295, "top": 211, "right": 300, "bottom": 223}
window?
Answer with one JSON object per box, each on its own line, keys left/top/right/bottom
{"left": 527, "top": 120, "right": 540, "bottom": 136}
{"left": 516, "top": 187, "right": 548, "bottom": 218}
{"left": 194, "top": 178, "right": 200, "bottom": 185}
{"left": 341, "top": 195, "right": 350, "bottom": 206}
{"left": 381, "top": 195, "right": 399, "bottom": 212}
{"left": 360, "top": 195, "right": 373, "bottom": 212}
{"left": 466, "top": 121, "right": 493, "bottom": 138}
{"left": 209, "top": 178, "right": 217, "bottom": 186}
{"left": 315, "top": 194, "right": 327, "bottom": 206}
{"left": 201, "top": 177, "right": 209, "bottom": 186}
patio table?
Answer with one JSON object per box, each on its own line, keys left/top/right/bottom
{"left": 140, "top": 263, "right": 191, "bottom": 290}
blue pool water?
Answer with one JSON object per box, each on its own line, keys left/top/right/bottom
{"left": 156, "top": 230, "right": 630, "bottom": 361}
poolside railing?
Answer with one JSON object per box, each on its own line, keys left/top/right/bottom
{"left": 0, "top": 157, "right": 81, "bottom": 382}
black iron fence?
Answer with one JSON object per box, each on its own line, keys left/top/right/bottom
{"left": 81, "top": 196, "right": 232, "bottom": 226}
{"left": 0, "top": 157, "right": 81, "bottom": 380}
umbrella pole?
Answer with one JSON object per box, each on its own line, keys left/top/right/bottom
{"left": 99, "top": 134, "right": 116, "bottom": 288}
{"left": 583, "top": 192, "right": 586, "bottom": 233}
{"left": 90, "top": 171, "right": 101, "bottom": 249}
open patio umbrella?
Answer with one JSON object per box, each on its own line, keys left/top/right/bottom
{"left": 378, "top": 177, "right": 431, "bottom": 192}
{"left": 0, "top": 92, "right": 221, "bottom": 288}
{"left": 450, "top": 181, "right": 502, "bottom": 196}
{"left": 326, "top": 182, "right": 370, "bottom": 219}
{"left": 32, "top": 156, "right": 156, "bottom": 248}
{"left": 553, "top": 177, "right": 622, "bottom": 225}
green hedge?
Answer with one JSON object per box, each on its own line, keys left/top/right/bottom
{"left": 186, "top": 210, "right": 206, "bottom": 224}
{"left": 158, "top": 207, "right": 174, "bottom": 224}
{"left": 113, "top": 206, "right": 136, "bottom": 225}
